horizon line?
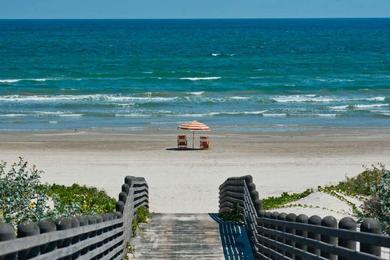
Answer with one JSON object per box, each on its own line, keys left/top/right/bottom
{"left": 1, "top": 17, "right": 390, "bottom": 20}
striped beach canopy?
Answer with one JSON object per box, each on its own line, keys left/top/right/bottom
{"left": 178, "top": 121, "right": 210, "bottom": 131}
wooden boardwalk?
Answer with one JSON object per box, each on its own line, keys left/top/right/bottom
{"left": 132, "top": 213, "right": 253, "bottom": 259}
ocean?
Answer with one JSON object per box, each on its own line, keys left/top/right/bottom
{"left": 0, "top": 19, "right": 389, "bottom": 132}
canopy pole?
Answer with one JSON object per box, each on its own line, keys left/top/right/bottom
{"left": 192, "top": 131, "right": 195, "bottom": 149}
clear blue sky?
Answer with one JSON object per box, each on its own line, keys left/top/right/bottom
{"left": 1, "top": 0, "right": 390, "bottom": 19}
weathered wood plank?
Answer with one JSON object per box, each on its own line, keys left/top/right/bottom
{"left": 132, "top": 213, "right": 226, "bottom": 259}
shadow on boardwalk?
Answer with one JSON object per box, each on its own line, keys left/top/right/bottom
{"left": 210, "top": 213, "right": 254, "bottom": 260}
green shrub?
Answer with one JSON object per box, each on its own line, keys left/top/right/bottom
{"left": 43, "top": 183, "right": 116, "bottom": 215}
{"left": 327, "top": 164, "right": 384, "bottom": 196}
{"left": 0, "top": 157, "right": 116, "bottom": 227}
{"left": 361, "top": 169, "right": 390, "bottom": 234}
{"left": 131, "top": 206, "right": 150, "bottom": 236}
{"left": 0, "top": 157, "right": 51, "bottom": 227}
{"left": 262, "top": 189, "right": 313, "bottom": 210}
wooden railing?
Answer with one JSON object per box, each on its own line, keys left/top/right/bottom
{"left": 219, "top": 175, "right": 390, "bottom": 260}
{"left": 0, "top": 176, "right": 149, "bottom": 260}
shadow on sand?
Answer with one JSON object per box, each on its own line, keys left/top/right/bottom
{"left": 165, "top": 147, "right": 205, "bottom": 151}
{"left": 209, "top": 213, "right": 254, "bottom": 260}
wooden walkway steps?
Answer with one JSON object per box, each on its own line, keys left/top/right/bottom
{"left": 132, "top": 213, "right": 253, "bottom": 259}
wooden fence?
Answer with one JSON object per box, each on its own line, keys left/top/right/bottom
{"left": 0, "top": 176, "right": 149, "bottom": 260}
{"left": 219, "top": 175, "right": 390, "bottom": 260}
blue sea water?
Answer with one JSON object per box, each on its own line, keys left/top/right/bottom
{"left": 0, "top": 19, "right": 390, "bottom": 132}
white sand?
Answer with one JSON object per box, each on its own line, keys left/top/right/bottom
{"left": 276, "top": 191, "right": 362, "bottom": 220}
{"left": 0, "top": 129, "right": 389, "bottom": 214}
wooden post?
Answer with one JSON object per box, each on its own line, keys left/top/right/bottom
{"left": 77, "top": 216, "right": 89, "bottom": 255}
{"left": 277, "top": 213, "right": 287, "bottom": 254}
{"left": 270, "top": 212, "right": 279, "bottom": 252}
{"left": 0, "top": 223, "right": 16, "bottom": 260}
{"left": 338, "top": 217, "right": 357, "bottom": 260}
{"left": 360, "top": 218, "right": 381, "bottom": 257}
{"left": 295, "top": 214, "right": 308, "bottom": 260}
{"left": 38, "top": 220, "right": 57, "bottom": 254}
{"left": 286, "top": 213, "right": 297, "bottom": 259}
{"left": 17, "top": 222, "right": 40, "bottom": 258}
{"left": 308, "top": 215, "right": 321, "bottom": 256}
{"left": 321, "top": 216, "right": 337, "bottom": 260}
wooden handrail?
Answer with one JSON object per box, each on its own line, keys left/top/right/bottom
{"left": 219, "top": 175, "right": 390, "bottom": 259}
{"left": 0, "top": 176, "right": 149, "bottom": 259}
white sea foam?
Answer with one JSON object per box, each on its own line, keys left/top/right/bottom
{"left": 0, "top": 111, "right": 83, "bottom": 117}
{"left": 33, "top": 111, "right": 84, "bottom": 117}
{"left": 0, "top": 79, "right": 20, "bottom": 83}
{"left": 329, "top": 103, "right": 388, "bottom": 111}
{"left": 172, "top": 110, "right": 267, "bottom": 117}
{"left": 272, "top": 95, "right": 386, "bottom": 103}
{"left": 329, "top": 105, "right": 350, "bottom": 111}
{"left": 379, "top": 112, "right": 390, "bottom": 116}
{"left": 180, "top": 77, "right": 221, "bottom": 81}
{"left": 114, "top": 113, "right": 150, "bottom": 118}
{"left": 0, "top": 94, "right": 178, "bottom": 103}
{"left": 0, "top": 78, "right": 60, "bottom": 84}
{"left": 364, "top": 96, "right": 386, "bottom": 101}
{"left": 354, "top": 104, "right": 388, "bottom": 109}
{"left": 315, "top": 78, "right": 355, "bottom": 83}
{"left": 211, "top": 53, "right": 221, "bottom": 57}
{"left": 187, "top": 91, "right": 205, "bottom": 96}
{"left": 263, "top": 113, "right": 287, "bottom": 117}
{"left": 58, "top": 113, "right": 83, "bottom": 117}
{"left": 0, "top": 113, "right": 28, "bottom": 117}
{"left": 317, "top": 114, "right": 337, "bottom": 118}
{"left": 207, "top": 110, "right": 267, "bottom": 116}
{"left": 33, "top": 111, "right": 70, "bottom": 115}
{"left": 229, "top": 96, "right": 251, "bottom": 100}
{"left": 175, "top": 113, "right": 205, "bottom": 117}
{"left": 272, "top": 95, "right": 335, "bottom": 103}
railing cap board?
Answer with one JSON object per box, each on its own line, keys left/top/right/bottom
{"left": 321, "top": 216, "right": 337, "bottom": 228}
{"left": 271, "top": 212, "right": 280, "bottom": 219}
{"left": 286, "top": 213, "right": 297, "bottom": 222}
{"left": 278, "top": 213, "right": 287, "bottom": 220}
{"left": 69, "top": 217, "right": 80, "bottom": 228}
{"left": 361, "top": 218, "right": 381, "bottom": 234}
{"left": 0, "top": 223, "right": 16, "bottom": 241}
{"left": 38, "top": 220, "right": 57, "bottom": 233}
{"left": 119, "top": 191, "right": 128, "bottom": 203}
{"left": 55, "top": 218, "right": 72, "bottom": 230}
{"left": 339, "top": 217, "right": 357, "bottom": 230}
{"left": 76, "top": 215, "right": 88, "bottom": 226}
{"left": 95, "top": 214, "right": 103, "bottom": 223}
{"left": 124, "top": 176, "right": 134, "bottom": 186}
{"left": 296, "top": 214, "right": 309, "bottom": 223}
{"left": 101, "top": 213, "right": 110, "bottom": 222}
{"left": 116, "top": 200, "right": 125, "bottom": 213}
{"left": 219, "top": 179, "right": 246, "bottom": 190}
{"left": 121, "top": 183, "right": 130, "bottom": 194}
{"left": 114, "top": 211, "right": 123, "bottom": 219}
{"left": 308, "top": 215, "right": 322, "bottom": 225}
{"left": 17, "top": 222, "right": 40, "bottom": 238}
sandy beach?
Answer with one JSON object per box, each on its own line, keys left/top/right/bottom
{"left": 0, "top": 128, "right": 389, "bottom": 214}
